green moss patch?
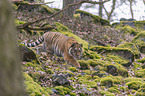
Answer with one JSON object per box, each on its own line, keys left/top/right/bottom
{"left": 99, "top": 90, "right": 115, "bottom": 96}
{"left": 117, "top": 42, "right": 140, "bottom": 58}
{"left": 23, "top": 72, "right": 50, "bottom": 96}
{"left": 100, "top": 77, "right": 114, "bottom": 87}
{"left": 78, "top": 75, "right": 98, "bottom": 89}
{"left": 125, "top": 81, "right": 142, "bottom": 90}
{"left": 90, "top": 46, "right": 135, "bottom": 63}
{"left": 135, "top": 69, "right": 145, "bottom": 78}
{"left": 75, "top": 9, "right": 110, "bottom": 26}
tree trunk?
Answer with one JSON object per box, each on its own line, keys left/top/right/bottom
{"left": 0, "top": 0, "right": 24, "bottom": 96}
{"left": 129, "top": 0, "right": 134, "bottom": 19}
{"left": 63, "top": 0, "right": 82, "bottom": 18}
{"left": 99, "top": 0, "right": 103, "bottom": 17}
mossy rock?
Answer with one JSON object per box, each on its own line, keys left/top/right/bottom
{"left": 55, "top": 22, "right": 89, "bottom": 49}
{"left": 140, "top": 45, "right": 145, "bottom": 54}
{"left": 78, "top": 75, "right": 98, "bottom": 89}
{"left": 106, "top": 54, "right": 130, "bottom": 67}
{"left": 52, "top": 86, "right": 72, "bottom": 96}
{"left": 132, "top": 31, "right": 145, "bottom": 43}
{"left": 108, "top": 87, "right": 120, "bottom": 94}
{"left": 75, "top": 9, "right": 110, "bottom": 26}
{"left": 39, "top": 5, "right": 54, "bottom": 14}
{"left": 23, "top": 72, "right": 50, "bottom": 96}
{"left": 124, "top": 77, "right": 142, "bottom": 83}
{"left": 135, "top": 92, "right": 145, "bottom": 96}
{"left": 90, "top": 46, "right": 135, "bottom": 66}
{"left": 117, "top": 42, "right": 140, "bottom": 58}
{"left": 99, "top": 90, "right": 115, "bottom": 96}
{"left": 19, "top": 44, "right": 41, "bottom": 64}
{"left": 137, "top": 57, "right": 145, "bottom": 63}
{"left": 119, "top": 25, "right": 138, "bottom": 35}
{"left": 135, "top": 20, "right": 145, "bottom": 30}
{"left": 135, "top": 69, "right": 145, "bottom": 78}
{"left": 83, "top": 49, "right": 102, "bottom": 59}
{"left": 78, "top": 60, "right": 90, "bottom": 70}
{"left": 69, "top": 67, "right": 78, "bottom": 72}
{"left": 15, "top": 19, "right": 26, "bottom": 26}
{"left": 125, "top": 81, "right": 142, "bottom": 90}
{"left": 100, "top": 77, "right": 114, "bottom": 87}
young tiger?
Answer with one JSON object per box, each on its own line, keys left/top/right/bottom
{"left": 25, "top": 32, "right": 83, "bottom": 68}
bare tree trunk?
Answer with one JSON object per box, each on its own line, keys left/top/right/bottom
{"left": 99, "top": 0, "right": 103, "bottom": 17}
{"left": 129, "top": 0, "right": 134, "bottom": 19}
{"left": 63, "top": 0, "right": 82, "bottom": 18}
{"left": 103, "top": 0, "right": 116, "bottom": 20}
{"left": 0, "top": 0, "right": 24, "bottom": 95}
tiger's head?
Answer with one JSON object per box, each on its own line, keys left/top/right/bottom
{"left": 69, "top": 42, "right": 83, "bottom": 59}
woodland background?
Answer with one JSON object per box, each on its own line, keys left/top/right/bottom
{"left": 0, "top": 0, "right": 145, "bottom": 96}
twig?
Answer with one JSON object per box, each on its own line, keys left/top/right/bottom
{"left": 17, "top": 0, "right": 110, "bottom": 29}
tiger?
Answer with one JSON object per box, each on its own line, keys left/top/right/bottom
{"left": 24, "top": 32, "right": 83, "bottom": 68}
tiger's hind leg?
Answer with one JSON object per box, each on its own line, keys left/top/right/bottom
{"left": 63, "top": 53, "right": 81, "bottom": 68}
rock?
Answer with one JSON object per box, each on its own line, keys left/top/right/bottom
{"left": 52, "top": 73, "right": 70, "bottom": 86}
{"left": 19, "top": 44, "right": 41, "bottom": 64}
{"left": 107, "top": 65, "right": 118, "bottom": 76}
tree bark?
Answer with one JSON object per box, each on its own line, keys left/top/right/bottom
{"left": 99, "top": 0, "right": 103, "bottom": 17}
{"left": 63, "top": 0, "right": 82, "bottom": 18}
{"left": 0, "top": 0, "right": 24, "bottom": 96}
{"left": 129, "top": 0, "right": 134, "bottom": 19}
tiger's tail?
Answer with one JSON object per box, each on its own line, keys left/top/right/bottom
{"left": 24, "top": 36, "right": 44, "bottom": 47}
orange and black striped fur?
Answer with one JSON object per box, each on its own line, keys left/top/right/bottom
{"left": 25, "top": 32, "right": 83, "bottom": 68}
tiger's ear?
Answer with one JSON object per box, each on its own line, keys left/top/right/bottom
{"left": 80, "top": 44, "right": 83, "bottom": 47}
{"left": 71, "top": 43, "right": 76, "bottom": 47}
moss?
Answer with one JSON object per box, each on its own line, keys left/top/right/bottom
{"left": 86, "top": 59, "right": 104, "bottom": 67}
{"left": 40, "top": 5, "right": 54, "bottom": 14}
{"left": 83, "top": 49, "right": 102, "bottom": 59}
{"left": 135, "top": 20, "right": 145, "bottom": 29}
{"left": 69, "top": 92, "right": 76, "bottom": 96}
{"left": 69, "top": 67, "right": 77, "bottom": 72}
{"left": 132, "top": 31, "right": 145, "bottom": 42}
{"left": 108, "top": 87, "right": 120, "bottom": 94}
{"left": 23, "top": 72, "right": 50, "bottom": 96}
{"left": 120, "top": 25, "right": 138, "bottom": 35}
{"left": 53, "top": 86, "right": 71, "bottom": 95}
{"left": 12, "top": 4, "right": 18, "bottom": 10}
{"left": 78, "top": 60, "right": 90, "bottom": 70}
{"left": 106, "top": 54, "right": 129, "bottom": 65}
{"left": 90, "top": 46, "right": 135, "bottom": 62}
{"left": 135, "top": 69, "right": 145, "bottom": 78}
{"left": 78, "top": 75, "right": 98, "bottom": 89}
{"left": 74, "top": 13, "right": 80, "bottom": 18}
{"left": 135, "top": 92, "right": 145, "bottom": 96}
{"left": 125, "top": 81, "right": 142, "bottom": 90}
{"left": 75, "top": 9, "right": 110, "bottom": 26}
{"left": 99, "top": 90, "right": 115, "bottom": 96}
{"left": 15, "top": 19, "right": 26, "bottom": 25}
{"left": 131, "top": 90, "right": 136, "bottom": 94}
{"left": 46, "top": 69, "right": 54, "bottom": 74}
{"left": 63, "top": 71, "right": 75, "bottom": 76}
{"left": 100, "top": 77, "right": 114, "bottom": 87}
{"left": 137, "top": 57, "right": 145, "bottom": 63}
{"left": 108, "top": 76, "right": 123, "bottom": 84}
{"left": 119, "top": 86, "right": 128, "bottom": 92}
{"left": 117, "top": 42, "right": 140, "bottom": 58}
{"left": 124, "top": 77, "right": 142, "bottom": 83}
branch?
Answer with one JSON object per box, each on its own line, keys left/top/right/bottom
{"left": 17, "top": 0, "right": 110, "bottom": 29}
{"left": 21, "top": 26, "right": 55, "bottom": 31}
{"left": 13, "top": 1, "right": 54, "bottom": 6}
